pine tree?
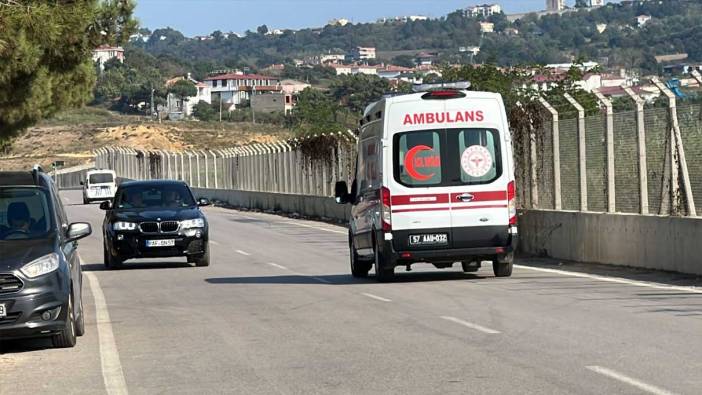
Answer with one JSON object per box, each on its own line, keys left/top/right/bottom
{"left": 0, "top": 0, "right": 137, "bottom": 142}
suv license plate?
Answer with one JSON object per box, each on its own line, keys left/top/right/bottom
{"left": 409, "top": 233, "right": 448, "bottom": 246}
{"left": 146, "top": 239, "right": 175, "bottom": 248}
{"left": 0, "top": 303, "right": 6, "bottom": 318}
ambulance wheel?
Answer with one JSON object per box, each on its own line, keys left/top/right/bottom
{"left": 349, "top": 234, "right": 371, "bottom": 278}
{"left": 492, "top": 256, "right": 513, "bottom": 278}
{"left": 374, "top": 242, "right": 395, "bottom": 283}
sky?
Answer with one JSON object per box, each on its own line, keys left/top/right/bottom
{"left": 135, "top": 0, "right": 618, "bottom": 37}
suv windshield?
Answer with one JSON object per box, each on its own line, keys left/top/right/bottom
{"left": 115, "top": 184, "right": 195, "bottom": 209}
{"left": 393, "top": 128, "right": 502, "bottom": 187}
{"left": 0, "top": 188, "right": 53, "bottom": 241}
{"left": 89, "top": 173, "right": 114, "bottom": 184}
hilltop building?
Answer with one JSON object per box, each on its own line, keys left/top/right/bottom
{"left": 467, "top": 4, "right": 502, "bottom": 17}
{"left": 92, "top": 45, "right": 124, "bottom": 71}
{"left": 546, "top": 0, "right": 565, "bottom": 12}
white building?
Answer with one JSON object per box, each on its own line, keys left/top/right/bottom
{"left": 589, "top": 0, "right": 604, "bottom": 6}
{"left": 205, "top": 72, "right": 281, "bottom": 110}
{"left": 319, "top": 53, "right": 346, "bottom": 64}
{"left": 165, "top": 74, "right": 211, "bottom": 119}
{"left": 480, "top": 22, "right": 495, "bottom": 33}
{"left": 328, "top": 18, "right": 350, "bottom": 26}
{"left": 348, "top": 46, "right": 376, "bottom": 61}
{"left": 546, "top": 0, "right": 565, "bottom": 12}
{"left": 637, "top": 15, "right": 652, "bottom": 27}
{"left": 92, "top": 45, "right": 124, "bottom": 71}
{"left": 330, "top": 64, "right": 378, "bottom": 76}
{"left": 467, "top": 4, "right": 502, "bottom": 17}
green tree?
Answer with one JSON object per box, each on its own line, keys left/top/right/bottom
{"left": 330, "top": 74, "right": 390, "bottom": 114}
{"left": 0, "top": 0, "right": 137, "bottom": 141}
{"left": 575, "top": 0, "right": 589, "bottom": 8}
{"left": 392, "top": 55, "right": 416, "bottom": 68}
{"left": 291, "top": 88, "right": 343, "bottom": 134}
{"left": 192, "top": 100, "right": 217, "bottom": 121}
{"left": 169, "top": 79, "right": 197, "bottom": 102}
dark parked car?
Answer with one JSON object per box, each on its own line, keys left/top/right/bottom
{"left": 101, "top": 180, "right": 210, "bottom": 269}
{"left": 0, "top": 168, "right": 92, "bottom": 348}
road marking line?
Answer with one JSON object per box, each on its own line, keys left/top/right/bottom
{"left": 266, "top": 262, "right": 288, "bottom": 270}
{"left": 361, "top": 293, "right": 392, "bottom": 302}
{"left": 586, "top": 366, "right": 677, "bottom": 395}
{"left": 210, "top": 240, "right": 220, "bottom": 246}
{"left": 84, "top": 271, "right": 129, "bottom": 395}
{"left": 440, "top": 316, "right": 501, "bottom": 334}
{"left": 516, "top": 265, "right": 702, "bottom": 294}
{"left": 282, "top": 220, "right": 347, "bottom": 235}
{"left": 235, "top": 249, "right": 251, "bottom": 256}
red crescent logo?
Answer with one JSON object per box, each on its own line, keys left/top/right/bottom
{"left": 404, "top": 145, "right": 435, "bottom": 181}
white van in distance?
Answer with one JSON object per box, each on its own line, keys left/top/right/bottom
{"left": 335, "top": 82, "right": 517, "bottom": 282}
{"left": 82, "top": 169, "right": 117, "bottom": 204}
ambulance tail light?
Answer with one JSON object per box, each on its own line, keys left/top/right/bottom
{"left": 381, "top": 186, "right": 392, "bottom": 232}
{"left": 507, "top": 181, "right": 517, "bottom": 225}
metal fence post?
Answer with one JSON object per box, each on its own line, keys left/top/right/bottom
{"left": 539, "top": 97, "right": 561, "bottom": 210}
{"left": 623, "top": 87, "right": 649, "bottom": 215}
{"left": 564, "top": 93, "right": 587, "bottom": 211}
{"left": 652, "top": 77, "right": 696, "bottom": 216}
{"left": 594, "top": 91, "right": 616, "bottom": 213}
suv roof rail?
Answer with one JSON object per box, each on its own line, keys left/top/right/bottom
{"left": 412, "top": 81, "right": 471, "bottom": 92}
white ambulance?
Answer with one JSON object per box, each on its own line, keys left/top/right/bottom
{"left": 335, "top": 82, "right": 517, "bottom": 282}
{"left": 81, "top": 169, "right": 117, "bottom": 204}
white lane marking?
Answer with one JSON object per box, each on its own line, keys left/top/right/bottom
{"left": 440, "top": 316, "right": 501, "bottom": 334}
{"left": 586, "top": 366, "right": 677, "bottom": 395}
{"left": 265, "top": 262, "right": 331, "bottom": 284}
{"left": 516, "top": 265, "right": 702, "bottom": 294}
{"left": 281, "top": 220, "right": 347, "bottom": 235}
{"left": 63, "top": 196, "right": 71, "bottom": 203}
{"left": 84, "top": 270, "right": 129, "bottom": 395}
{"left": 266, "top": 262, "right": 288, "bottom": 270}
{"left": 361, "top": 293, "right": 392, "bottom": 302}
{"left": 235, "top": 249, "right": 251, "bottom": 256}
{"left": 210, "top": 240, "right": 220, "bottom": 246}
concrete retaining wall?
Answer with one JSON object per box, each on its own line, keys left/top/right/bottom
{"left": 519, "top": 209, "right": 702, "bottom": 275}
{"left": 192, "top": 188, "right": 351, "bottom": 223}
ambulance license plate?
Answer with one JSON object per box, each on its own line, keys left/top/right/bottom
{"left": 0, "top": 303, "right": 6, "bottom": 318}
{"left": 409, "top": 233, "right": 448, "bottom": 246}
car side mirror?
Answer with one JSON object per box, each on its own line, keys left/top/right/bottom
{"left": 335, "top": 181, "right": 350, "bottom": 204}
{"left": 198, "top": 198, "right": 211, "bottom": 207}
{"left": 99, "top": 201, "right": 112, "bottom": 210}
{"left": 66, "top": 222, "right": 92, "bottom": 243}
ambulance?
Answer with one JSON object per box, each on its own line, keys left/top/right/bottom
{"left": 335, "top": 82, "right": 517, "bottom": 282}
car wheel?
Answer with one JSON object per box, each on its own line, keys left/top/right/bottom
{"left": 52, "top": 292, "right": 77, "bottom": 348}
{"left": 192, "top": 245, "right": 210, "bottom": 267}
{"left": 349, "top": 234, "right": 371, "bottom": 278}
{"left": 374, "top": 241, "right": 394, "bottom": 283}
{"left": 75, "top": 291, "right": 85, "bottom": 337}
{"left": 461, "top": 261, "right": 481, "bottom": 273}
{"left": 492, "top": 255, "right": 513, "bottom": 278}
{"left": 104, "top": 243, "right": 123, "bottom": 270}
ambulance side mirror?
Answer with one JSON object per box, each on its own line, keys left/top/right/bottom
{"left": 335, "top": 181, "right": 351, "bottom": 204}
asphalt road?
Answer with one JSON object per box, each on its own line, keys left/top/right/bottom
{"left": 2, "top": 190, "right": 702, "bottom": 395}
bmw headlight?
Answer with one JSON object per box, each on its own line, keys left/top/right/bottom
{"left": 21, "top": 253, "right": 60, "bottom": 278}
{"left": 113, "top": 221, "right": 137, "bottom": 231}
{"left": 180, "top": 218, "right": 205, "bottom": 229}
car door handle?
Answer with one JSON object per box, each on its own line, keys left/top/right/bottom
{"left": 456, "top": 193, "right": 474, "bottom": 202}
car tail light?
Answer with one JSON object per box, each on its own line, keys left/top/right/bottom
{"left": 381, "top": 186, "right": 392, "bottom": 232}
{"left": 507, "top": 181, "right": 517, "bottom": 225}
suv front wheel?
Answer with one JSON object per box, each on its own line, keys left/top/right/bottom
{"left": 52, "top": 292, "right": 77, "bottom": 348}
{"left": 104, "top": 243, "right": 123, "bottom": 270}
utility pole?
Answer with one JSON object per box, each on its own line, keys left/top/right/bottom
{"left": 219, "top": 94, "right": 223, "bottom": 123}
{"left": 251, "top": 85, "right": 256, "bottom": 124}
{"left": 150, "top": 87, "right": 155, "bottom": 121}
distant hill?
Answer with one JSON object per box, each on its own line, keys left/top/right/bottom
{"left": 132, "top": 0, "right": 701, "bottom": 74}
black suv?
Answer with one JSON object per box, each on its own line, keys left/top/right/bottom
{"left": 0, "top": 168, "right": 92, "bottom": 348}
{"left": 101, "top": 180, "right": 210, "bottom": 269}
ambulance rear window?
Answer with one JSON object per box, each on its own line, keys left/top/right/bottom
{"left": 394, "top": 128, "right": 502, "bottom": 188}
